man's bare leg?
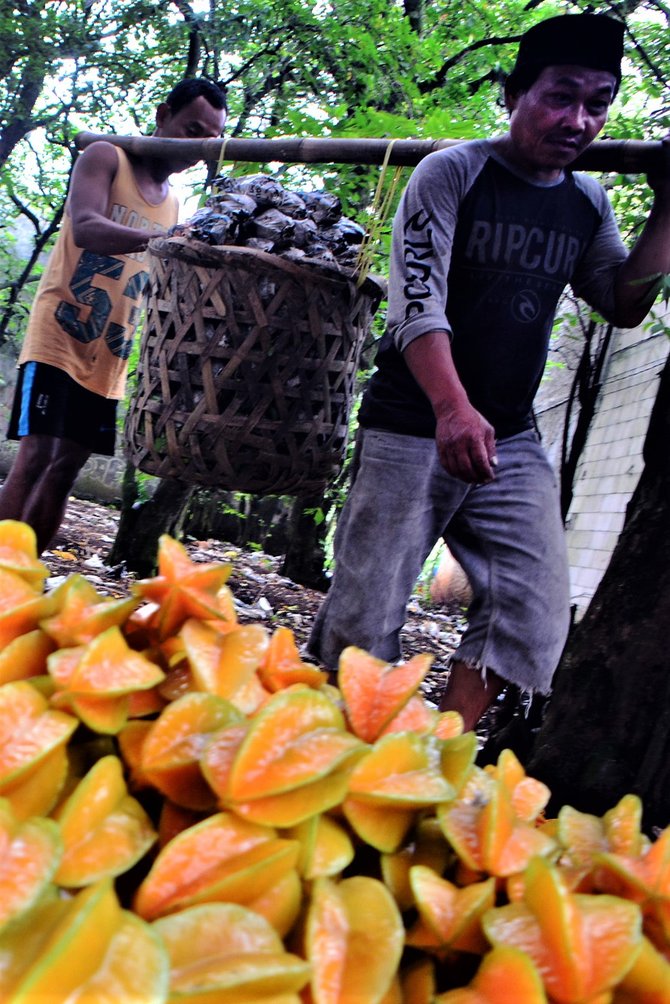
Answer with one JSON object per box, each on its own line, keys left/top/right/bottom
{"left": 438, "top": 658, "right": 506, "bottom": 733}
{"left": 0, "top": 434, "right": 91, "bottom": 553}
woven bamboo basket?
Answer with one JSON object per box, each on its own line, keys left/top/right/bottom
{"left": 125, "top": 237, "right": 385, "bottom": 495}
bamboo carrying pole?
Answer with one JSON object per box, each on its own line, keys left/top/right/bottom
{"left": 74, "top": 131, "right": 669, "bottom": 174}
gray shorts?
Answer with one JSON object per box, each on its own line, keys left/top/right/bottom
{"left": 308, "top": 427, "right": 570, "bottom": 694}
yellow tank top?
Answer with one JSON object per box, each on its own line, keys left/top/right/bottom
{"left": 20, "top": 147, "right": 178, "bottom": 399}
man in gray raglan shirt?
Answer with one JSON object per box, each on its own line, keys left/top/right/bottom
{"left": 308, "top": 13, "right": 670, "bottom": 731}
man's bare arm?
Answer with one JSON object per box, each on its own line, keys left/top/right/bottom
{"left": 613, "top": 139, "right": 670, "bottom": 327}
{"left": 68, "top": 142, "right": 152, "bottom": 255}
{"left": 403, "top": 331, "right": 497, "bottom": 484}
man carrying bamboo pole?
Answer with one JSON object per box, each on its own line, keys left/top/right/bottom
{"left": 308, "top": 12, "right": 670, "bottom": 731}
{"left": 0, "top": 78, "right": 227, "bottom": 553}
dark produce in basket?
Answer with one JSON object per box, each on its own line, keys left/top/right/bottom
{"left": 248, "top": 208, "right": 296, "bottom": 247}
{"left": 205, "top": 191, "right": 257, "bottom": 221}
{"left": 333, "top": 246, "right": 360, "bottom": 268}
{"left": 296, "top": 190, "right": 342, "bottom": 225}
{"left": 236, "top": 174, "right": 291, "bottom": 208}
{"left": 193, "top": 212, "right": 239, "bottom": 245}
{"left": 274, "top": 189, "right": 309, "bottom": 219}
{"left": 282, "top": 247, "right": 307, "bottom": 262}
{"left": 333, "top": 218, "right": 367, "bottom": 244}
{"left": 244, "top": 237, "right": 276, "bottom": 253}
{"left": 291, "top": 217, "right": 318, "bottom": 248}
{"left": 168, "top": 207, "right": 239, "bottom": 245}
{"left": 316, "top": 225, "right": 350, "bottom": 256}
{"left": 298, "top": 242, "right": 338, "bottom": 265}
{"left": 176, "top": 174, "right": 369, "bottom": 274}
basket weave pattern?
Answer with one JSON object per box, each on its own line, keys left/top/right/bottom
{"left": 125, "top": 238, "right": 383, "bottom": 495}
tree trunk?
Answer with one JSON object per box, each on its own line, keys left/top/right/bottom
{"left": 281, "top": 493, "right": 330, "bottom": 591}
{"left": 528, "top": 351, "right": 670, "bottom": 832}
{"left": 560, "top": 321, "right": 614, "bottom": 519}
{"left": 107, "top": 465, "right": 194, "bottom": 577}
{"left": 183, "top": 490, "right": 292, "bottom": 555}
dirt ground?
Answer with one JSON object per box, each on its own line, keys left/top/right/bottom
{"left": 45, "top": 494, "right": 469, "bottom": 705}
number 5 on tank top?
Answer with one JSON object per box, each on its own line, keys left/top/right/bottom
{"left": 55, "top": 250, "right": 148, "bottom": 358}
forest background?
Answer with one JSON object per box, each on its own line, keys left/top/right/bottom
{"left": 1, "top": 0, "right": 670, "bottom": 825}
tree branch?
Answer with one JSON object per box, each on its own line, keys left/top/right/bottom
{"left": 418, "top": 33, "right": 522, "bottom": 94}
{"left": 0, "top": 199, "right": 65, "bottom": 346}
{"left": 170, "top": 0, "right": 202, "bottom": 77}
{"left": 0, "top": 54, "right": 48, "bottom": 167}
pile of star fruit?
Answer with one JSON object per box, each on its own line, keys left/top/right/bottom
{"left": 0, "top": 519, "right": 668, "bottom": 1003}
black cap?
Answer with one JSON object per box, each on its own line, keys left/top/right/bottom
{"left": 510, "top": 14, "right": 624, "bottom": 86}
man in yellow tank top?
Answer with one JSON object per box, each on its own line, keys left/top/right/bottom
{"left": 0, "top": 78, "right": 227, "bottom": 553}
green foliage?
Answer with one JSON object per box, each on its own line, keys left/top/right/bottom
{"left": 303, "top": 506, "right": 325, "bottom": 527}
{"left": 133, "top": 472, "right": 158, "bottom": 505}
{"left": 645, "top": 276, "right": 670, "bottom": 338}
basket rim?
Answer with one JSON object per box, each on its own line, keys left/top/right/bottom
{"left": 148, "top": 235, "right": 387, "bottom": 299}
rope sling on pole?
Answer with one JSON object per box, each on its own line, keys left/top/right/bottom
{"left": 354, "top": 139, "right": 405, "bottom": 287}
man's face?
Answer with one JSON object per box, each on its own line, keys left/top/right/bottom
{"left": 506, "top": 65, "right": 616, "bottom": 179}
{"left": 155, "top": 95, "right": 227, "bottom": 172}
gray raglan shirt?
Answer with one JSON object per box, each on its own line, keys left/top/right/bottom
{"left": 359, "top": 139, "right": 628, "bottom": 439}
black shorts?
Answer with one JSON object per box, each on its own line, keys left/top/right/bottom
{"left": 7, "top": 362, "right": 117, "bottom": 456}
